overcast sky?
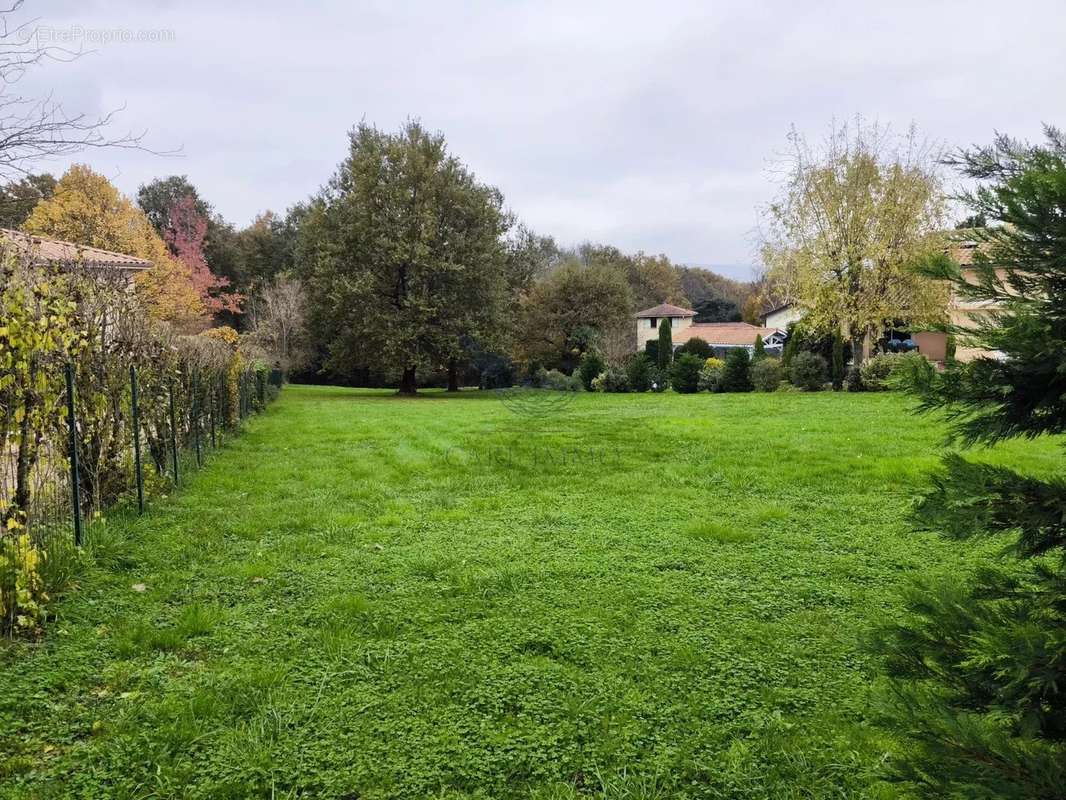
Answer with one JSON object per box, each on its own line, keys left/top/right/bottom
{"left": 25, "top": 0, "right": 1066, "bottom": 279}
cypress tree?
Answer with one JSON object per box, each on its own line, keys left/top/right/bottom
{"left": 781, "top": 323, "right": 799, "bottom": 367}
{"left": 656, "top": 318, "right": 673, "bottom": 371}
{"left": 752, "top": 334, "right": 766, "bottom": 361}
{"left": 874, "top": 127, "right": 1066, "bottom": 798}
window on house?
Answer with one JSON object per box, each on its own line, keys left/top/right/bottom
{"left": 650, "top": 318, "right": 657, "bottom": 328}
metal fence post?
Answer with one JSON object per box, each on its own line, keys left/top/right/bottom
{"left": 210, "top": 380, "right": 217, "bottom": 448}
{"left": 168, "top": 379, "right": 179, "bottom": 485}
{"left": 257, "top": 372, "right": 265, "bottom": 409}
{"left": 130, "top": 364, "right": 144, "bottom": 514}
{"left": 193, "top": 372, "right": 203, "bottom": 468}
{"left": 64, "top": 362, "right": 83, "bottom": 546}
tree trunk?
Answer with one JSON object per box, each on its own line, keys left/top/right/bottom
{"left": 831, "top": 334, "right": 844, "bottom": 391}
{"left": 398, "top": 366, "right": 417, "bottom": 395}
{"left": 447, "top": 359, "right": 459, "bottom": 392}
{"left": 850, "top": 334, "right": 865, "bottom": 367}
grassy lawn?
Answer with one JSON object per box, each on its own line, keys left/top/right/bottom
{"left": 1, "top": 385, "right": 1060, "bottom": 799}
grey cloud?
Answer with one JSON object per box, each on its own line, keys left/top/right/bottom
{"left": 27, "top": 0, "right": 1066, "bottom": 276}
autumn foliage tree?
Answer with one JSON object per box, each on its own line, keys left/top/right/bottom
{"left": 163, "top": 196, "right": 242, "bottom": 314}
{"left": 762, "top": 120, "right": 949, "bottom": 364}
{"left": 22, "top": 165, "right": 204, "bottom": 327}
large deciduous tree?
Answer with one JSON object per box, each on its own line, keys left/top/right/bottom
{"left": 300, "top": 121, "right": 510, "bottom": 394}
{"left": 514, "top": 260, "right": 633, "bottom": 371}
{"left": 0, "top": 172, "right": 54, "bottom": 228}
{"left": 23, "top": 165, "right": 204, "bottom": 326}
{"left": 573, "top": 243, "right": 689, "bottom": 311}
{"left": 875, "top": 127, "right": 1066, "bottom": 798}
{"left": 136, "top": 175, "right": 210, "bottom": 234}
{"left": 762, "top": 120, "right": 949, "bottom": 364}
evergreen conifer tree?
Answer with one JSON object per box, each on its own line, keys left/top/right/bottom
{"left": 656, "top": 318, "right": 673, "bottom": 371}
{"left": 875, "top": 127, "right": 1066, "bottom": 798}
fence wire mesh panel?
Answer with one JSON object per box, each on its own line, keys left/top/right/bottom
{"left": 1, "top": 356, "right": 278, "bottom": 636}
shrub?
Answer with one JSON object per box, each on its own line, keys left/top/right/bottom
{"left": 719, "top": 348, "right": 752, "bottom": 392}
{"left": 858, "top": 353, "right": 895, "bottom": 390}
{"left": 790, "top": 351, "right": 828, "bottom": 391}
{"left": 577, "top": 351, "right": 605, "bottom": 391}
{"left": 648, "top": 365, "right": 669, "bottom": 392}
{"left": 0, "top": 530, "right": 46, "bottom": 632}
{"left": 859, "top": 352, "right": 933, "bottom": 391}
{"left": 844, "top": 365, "right": 864, "bottom": 392}
{"left": 677, "top": 337, "right": 712, "bottom": 359}
{"left": 479, "top": 358, "right": 514, "bottom": 389}
{"left": 644, "top": 339, "right": 659, "bottom": 366}
{"left": 669, "top": 354, "right": 703, "bottom": 393}
{"left": 591, "top": 367, "right": 629, "bottom": 393}
{"left": 704, "top": 357, "right": 725, "bottom": 371}
{"left": 751, "top": 358, "right": 784, "bottom": 392}
{"left": 543, "top": 369, "right": 581, "bottom": 392}
{"left": 698, "top": 364, "right": 723, "bottom": 392}
{"left": 626, "top": 354, "right": 653, "bottom": 392}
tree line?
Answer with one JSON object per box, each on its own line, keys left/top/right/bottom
{"left": 0, "top": 121, "right": 759, "bottom": 391}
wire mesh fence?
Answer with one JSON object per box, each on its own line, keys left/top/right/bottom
{"left": 1, "top": 357, "right": 281, "bottom": 634}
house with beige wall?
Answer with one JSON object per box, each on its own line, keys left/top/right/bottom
{"left": 637, "top": 302, "right": 786, "bottom": 355}
{"left": 636, "top": 303, "right": 697, "bottom": 349}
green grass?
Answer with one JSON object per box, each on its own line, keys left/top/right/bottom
{"left": 1, "top": 385, "right": 1061, "bottom": 799}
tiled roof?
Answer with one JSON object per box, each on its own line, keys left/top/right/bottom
{"left": 0, "top": 228, "right": 152, "bottom": 270}
{"left": 674, "top": 322, "right": 783, "bottom": 347}
{"left": 635, "top": 302, "right": 696, "bottom": 318}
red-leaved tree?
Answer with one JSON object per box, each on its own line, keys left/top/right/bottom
{"left": 164, "top": 195, "right": 242, "bottom": 314}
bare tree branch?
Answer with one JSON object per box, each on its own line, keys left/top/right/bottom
{"left": 0, "top": 1, "right": 177, "bottom": 180}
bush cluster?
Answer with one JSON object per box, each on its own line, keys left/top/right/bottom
{"left": 541, "top": 344, "right": 932, "bottom": 400}
{"left": 542, "top": 369, "right": 582, "bottom": 392}
{"left": 858, "top": 352, "right": 932, "bottom": 391}
{"left": 577, "top": 351, "right": 606, "bottom": 391}
{"left": 789, "top": 351, "right": 828, "bottom": 391}
{"left": 751, "top": 358, "right": 784, "bottom": 392}
{"left": 719, "top": 348, "right": 753, "bottom": 392}
{"left": 591, "top": 367, "right": 629, "bottom": 393}
{"left": 668, "top": 354, "right": 703, "bottom": 393}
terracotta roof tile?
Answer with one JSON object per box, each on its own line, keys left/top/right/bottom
{"left": 674, "top": 322, "right": 783, "bottom": 347}
{"left": 635, "top": 302, "right": 696, "bottom": 318}
{"left": 0, "top": 228, "right": 152, "bottom": 270}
